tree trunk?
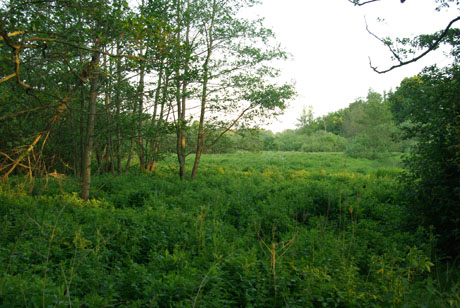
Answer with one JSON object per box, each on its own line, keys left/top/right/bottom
{"left": 191, "top": 0, "right": 216, "bottom": 179}
{"left": 175, "top": 74, "right": 186, "bottom": 179}
{"left": 174, "top": 1, "right": 188, "bottom": 180}
{"left": 69, "top": 105, "right": 79, "bottom": 177}
{"left": 115, "top": 42, "right": 122, "bottom": 174}
{"left": 137, "top": 58, "right": 146, "bottom": 170}
{"left": 125, "top": 95, "right": 137, "bottom": 173}
{"left": 80, "top": 50, "right": 101, "bottom": 201}
{"left": 147, "top": 61, "right": 164, "bottom": 171}
{"left": 79, "top": 76, "right": 85, "bottom": 178}
{"left": 190, "top": 69, "right": 208, "bottom": 179}
{"left": 105, "top": 54, "right": 115, "bottom": 175}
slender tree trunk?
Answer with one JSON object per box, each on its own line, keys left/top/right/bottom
{"left": 66, "top": 76, "right": 79, "bottom": 177}
{"left": 174, "top": 1, "right": 188, "bottom": 180}
{"left": 115, "top": 79, "right": 121, "bottom": 174}
{"left": 124, "top": 138, "right": 134, "bottom": 173}
{"left": 105, "top": 92, "right": 115, "bottom": 175}
{"left": 125, "top": 98, "right": 137, "bottom": 173}
{"left": 80, "top": 50, "right": 101, "bottom": 201}
{"left": 105, "top": 53, "right": 115, "bottom": 175}
{"left": 96, "top": 145, "right": 107, "bottom": 175}
{"left": 115, "top": 42, "right": 122, "bottom": 174}
{"left": 175, "top": 75, "right": 186, "bottom": 179}
{"left": 151, "top": 72, "right": 169, "bottom": 172}
{"left": 79, "top": 76, "right": 85, "bottom": 178}
{"left": 137, "top": 58, "right": 146, "bottom": 170}
{"left": 190, "top": 65, "right": 208, "bottom": 179}
{"left": 147, "top": 61, "right": 164, "bottom": 171}
{"left": 191, "top": 0, "right": 216, "bottom": 179}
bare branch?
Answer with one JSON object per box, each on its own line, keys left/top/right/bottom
{"left": 348, "top": 0, "right": 406, "bottom": 5}
{"left": 367, "top": 16, "right": 460, "bottom": 73}
{"left": 365, "top": 17, "right": 403, "bottom": 63}
{"left": 347, "top": 0, "right": 381, "bottom": 6}
{"left": 204, "top": 104, "right": 254, "bottom": 151}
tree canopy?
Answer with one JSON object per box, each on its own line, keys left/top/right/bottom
{"left": 0, "top": 0, "right": 295, "bottom": 198}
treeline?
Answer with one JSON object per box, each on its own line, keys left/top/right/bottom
{"left": 210, "top": 89, "right": 409, "bottom": 159}
{"left": 0, "top": 0, "right": 295, "bottom": 199}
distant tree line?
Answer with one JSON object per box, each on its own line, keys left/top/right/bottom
{"left": 208, "top": 89, "right": 408, "bottom": 160}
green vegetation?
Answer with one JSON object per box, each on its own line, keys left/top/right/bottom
{"left": 0, "top": 0, "right": 295, "bottom": 198}
{"left": 2, "top": 152, "right": 458, "bottom": 307}
{"left": 1, "top": 0, "right": 460, "bottom": 306}
{"left": 390, "top": 66, "right": 460, "bottom": 258}
{"left": 269, "top": 90, "right": 400, "bottom": 158}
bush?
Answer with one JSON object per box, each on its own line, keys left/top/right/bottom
{"left": 390, "top": 66, "right": 460, "bottom": 257}
{"left": 344, "top": 133, "right": 390, "bottom": 160}
{"left": 300, "top": 130, "right": 347, "bottom": 152}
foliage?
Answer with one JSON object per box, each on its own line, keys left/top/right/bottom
{"left": 270, "top": 89, "right": 400, "bottom": 158}
{"left": 295, "top": 105, "right": 315, "bottom": 129}
{"left": 0, "top": 0, "right": 295, "bottom": 195}
{"left": 1, "top": 152, "right": 458, "bottom": 307}
{"left": 300, "top": 131, "right": 348, "bottom": 152}
{"left": 389, "top": 65, "right": 460, "bottom": 257}
{"left": 343, "top": 90, "right": 398, "bottom": 159}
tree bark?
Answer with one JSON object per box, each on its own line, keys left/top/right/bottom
{"left": 174, "top": 0, "right": 189, "bottom": 180}
{"left": 147, "top": 61, "right": 164, "bottom": 171}
{"left": 80, "top": 50, "right": 101, "bottom": 201}
{"left": 115, "top": 48, "right": 122, "bottom": 174}
{"left": 191, "top": 0, "right": 216, "bottom": 179}
{"left": 137, "top": 57, "right": 146, "bottom": 170}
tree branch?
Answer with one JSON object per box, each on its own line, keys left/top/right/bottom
{"left": 347, "top": 0, "right": 381, "bottom": 6}
{"left": 204, "top": 104, "right": 254, "bottom": 151}
{"left": 0, "top": 104, "right": 55, "bottom": 121}
{"left": 347, "top": 0, "right": 406, "bottom": 5}
{"left": 23, "top": 36, "right": 152, "bottom": 62}
{"left": 367, "top": 16, "right": 460, "bottom": 73}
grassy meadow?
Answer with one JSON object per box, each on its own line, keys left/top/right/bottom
{"left": 1, "top": 152, "right": 458, "bottom": 307}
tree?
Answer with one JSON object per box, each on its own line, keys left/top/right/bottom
{"left": 162, "top": 0, "right": 295, "bottom": 179}
{"left": 349, "top": 0, "right": 460, "bottom": 255}
{"left": 320, "top": 110, "right": 344, "bottom": 135}
{"left": 341, "top": 90, "right": 396, "bottom": 159}
{"left": 0, "top": 0, "right": 294, "bottom": 196}
{"left": 0, "top": 0, "right": 149, "bottom": 199}
{"left": 295, "top": 105, "right": 314, "bottom": 129}
{"left": 389, "top": 67, "right": 460, "bottom": 256}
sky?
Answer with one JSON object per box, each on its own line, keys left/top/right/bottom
{"left": 247, "top": 0, "right": 459, "bottom": 132}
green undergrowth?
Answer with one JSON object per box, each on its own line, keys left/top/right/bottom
{"left": 1, "top": 152, "right": 458, "bottom": 307}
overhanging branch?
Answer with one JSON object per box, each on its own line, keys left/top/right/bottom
{"left": 347, "top": 0, "right": 381, "bottom": 6}
{"left": 366, "top": 15, "right": 460, "bottom": 73}
{"left": 348, "top": 0, "right": 406, "bottom": 5}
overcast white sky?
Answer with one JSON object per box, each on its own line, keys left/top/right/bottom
{"left": 248, "top": 0, "right": 459, "bottom": 132}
